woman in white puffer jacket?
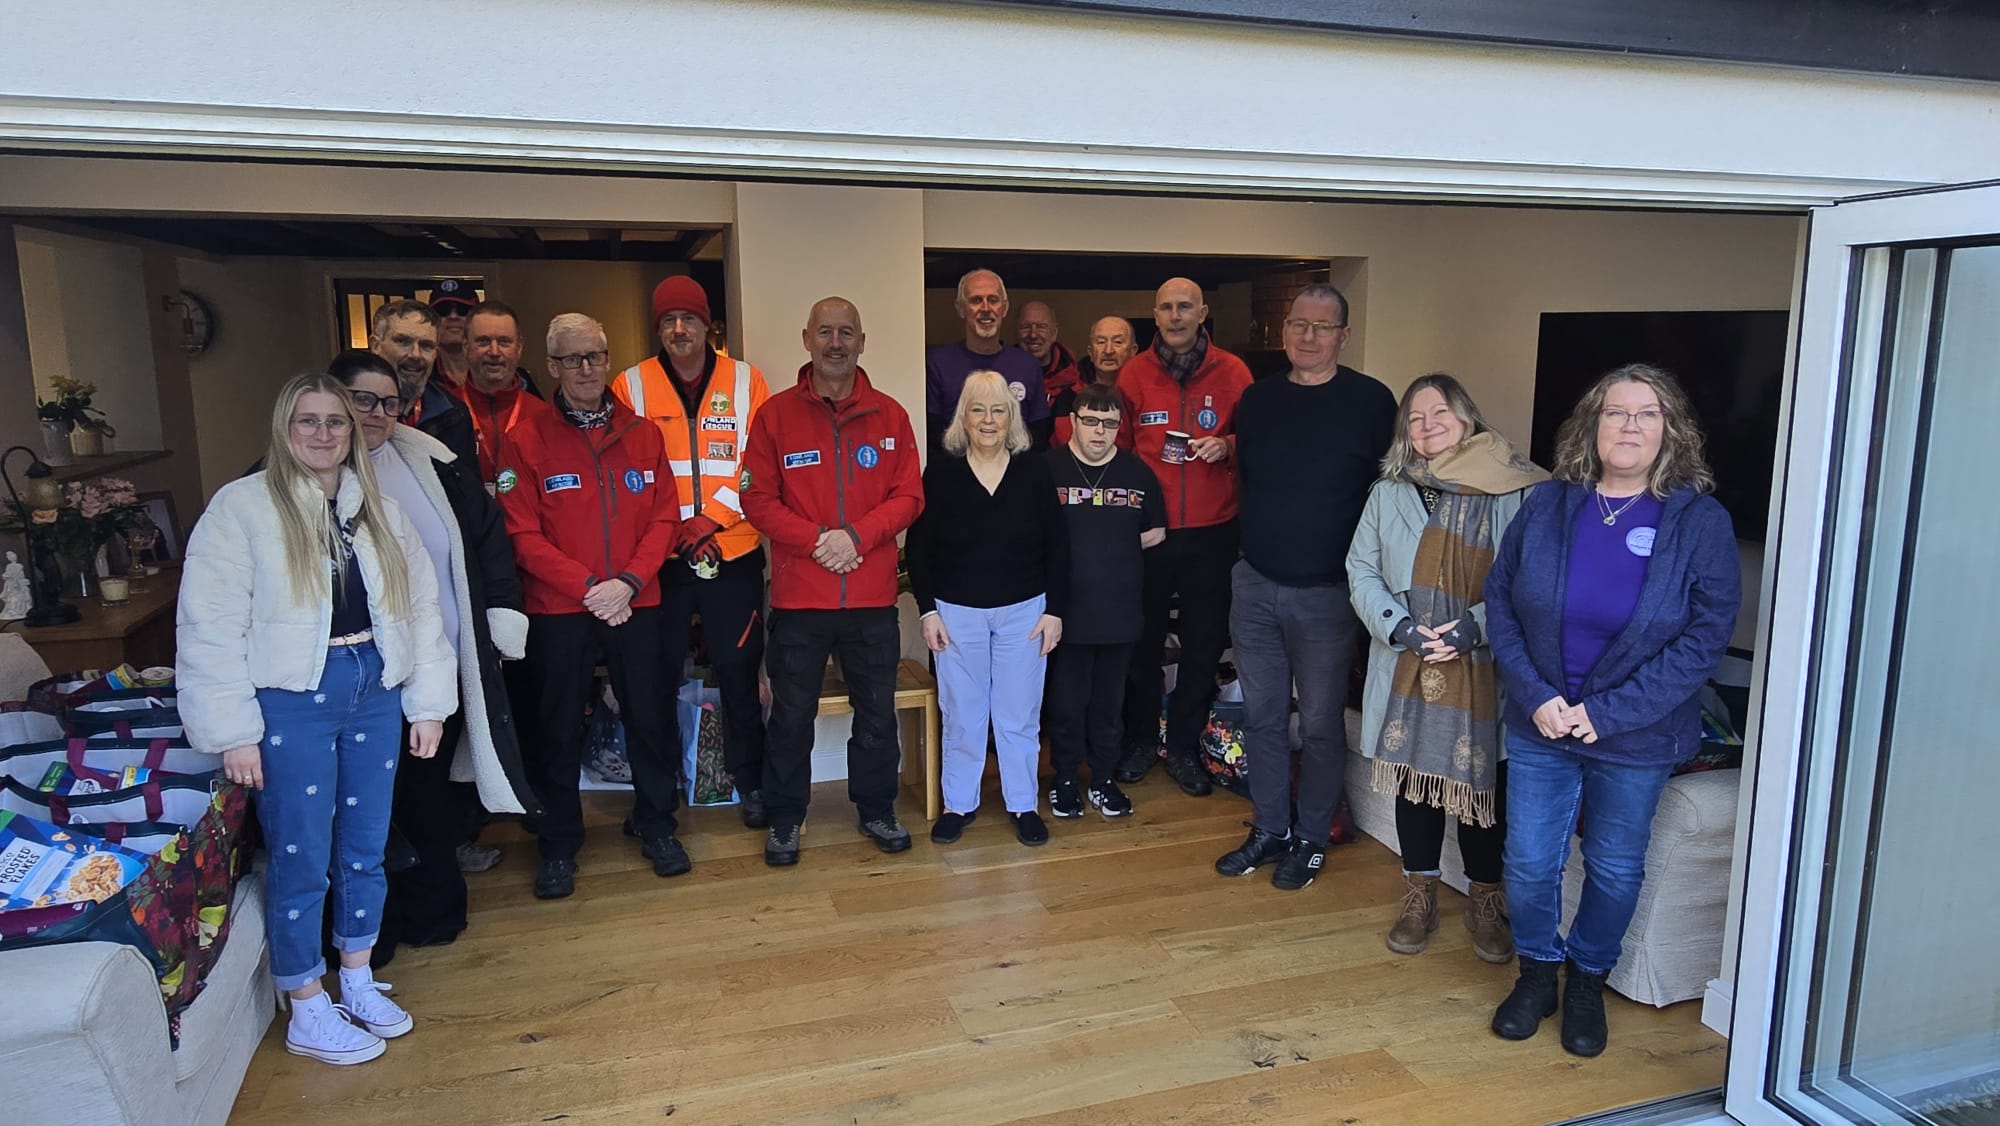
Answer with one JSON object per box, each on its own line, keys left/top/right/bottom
{"left": 176, "top": 372, "right": 456, "bottom": 1067}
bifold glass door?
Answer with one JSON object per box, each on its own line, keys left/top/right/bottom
{"left": 1728, "top": 183, "right": 2000, "bottom": 1124}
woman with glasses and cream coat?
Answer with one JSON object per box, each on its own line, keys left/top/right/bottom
{"left": 178, "top": 372, "right": 457, "bottom": 1066}
{"left": 1482, "top": 363, "right": 1740, "bottom": 1059}
{"left": 327, "top": 349, "right": 536, "bottom": 954}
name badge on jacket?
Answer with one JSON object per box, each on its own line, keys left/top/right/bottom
{"left": 543, "top": 473, "right": 582, "bottom": 493}
{"left": 783, "top": 450, "right": 822, "bottom": 469}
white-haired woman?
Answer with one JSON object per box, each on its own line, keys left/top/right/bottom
{"left": 907, "top": 371, "right": 1069, "bottom": 847}
{"left": 178, "top": 372, "right": 456, "bottom": 1066}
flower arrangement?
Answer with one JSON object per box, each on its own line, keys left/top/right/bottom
{"left": 3, "top": 476, "right": 146, "bottom": 568}
{"left": 37, "top": 375, "right": 111, "bottom": 433}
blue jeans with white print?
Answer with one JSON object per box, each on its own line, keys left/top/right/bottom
{"left": 254, "top": 641, "right": 404, "bottom": 991}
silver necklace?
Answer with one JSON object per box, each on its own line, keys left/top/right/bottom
{"left": 1073, "top": 452, "right": 1113, "bottom": 504}
{"left": 1596, "top": 487, "right": 1644, "bottom": 526}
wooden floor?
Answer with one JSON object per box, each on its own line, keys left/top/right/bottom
{"left": 229, "top": 774, "right": 1725, "bottom": 1125}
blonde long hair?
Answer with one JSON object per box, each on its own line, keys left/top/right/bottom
{"left": 1550, "top": 363, "right": 1716, "bottom": 497}
{"left": 942, "top": 370, "right": 1031, "bottom": 456}
{"left": 262, "top": 372, "right": 411, "bottom": 617}
{"left": 1379, "top": 372, "right": 1493, "bottom": 483}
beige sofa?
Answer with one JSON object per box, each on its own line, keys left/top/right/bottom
{"left": 1342, "top": 722, "right": 1741, "bottom": 1007}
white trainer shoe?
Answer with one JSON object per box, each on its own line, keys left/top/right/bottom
{"left": 340, "top": 977, "right": 415, "bottom": 1039}
{"left": 285, "top": 994, "right": 386, "bottom": 1065}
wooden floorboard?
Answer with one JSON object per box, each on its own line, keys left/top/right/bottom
{"left": 228, "top": 773, "right": 1725, "bottom": 1124}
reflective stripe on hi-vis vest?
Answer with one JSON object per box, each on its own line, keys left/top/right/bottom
{"left": 614, "top": 356, "right": 760, "bottom": 559}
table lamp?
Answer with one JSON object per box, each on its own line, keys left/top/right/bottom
{"left": 1, "top": 444, "right": 81, "bottom": 626}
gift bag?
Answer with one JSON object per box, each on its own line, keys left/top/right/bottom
{"left": 582, "top": 684, "right": 631, "bottom": 784}
{"left": 1199, "top": 699, "right": 1250, "bottom": 796}
{"left": 678, "top": 680, "right": 737, "bottom": 806}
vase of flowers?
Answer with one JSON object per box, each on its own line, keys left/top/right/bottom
{"left": 37, "top": 419, "right": 73, "bottom": 468}
{"left": 38, "top": 376, "right": 112, "bottom": 464}
{"left": 2, "top": 476, "right": 147, "bottom": 599}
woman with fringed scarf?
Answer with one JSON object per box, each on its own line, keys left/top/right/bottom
{"left": 1348, "top": 373, "right": 1546, "bottom": 967}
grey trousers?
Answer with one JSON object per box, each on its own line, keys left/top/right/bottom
{"left": 1229, "top": 560, "right": 1364, "bottom": 844}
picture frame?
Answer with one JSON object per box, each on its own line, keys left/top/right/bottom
{"left": 134, "top": 491, "right": 182, "bottom": 566}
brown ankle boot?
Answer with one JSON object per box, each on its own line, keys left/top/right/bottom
{"left": 1386, "top": 873, "right": 1439, "bottom": 954}
{"left": 1465, "top": 880, "right": 1515, "bottom": 964}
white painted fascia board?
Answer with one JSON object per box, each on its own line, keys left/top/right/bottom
{"left": 0, "top": 96, "right": 1916, "bottom": 210}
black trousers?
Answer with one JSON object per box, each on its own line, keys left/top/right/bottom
{"left": 1124, "top": 521, "right": 1238, "bottom": 760}
{"left": 763, "top": 606, "right": 902, "bottom": 831}
{"left": 658, "top": 549, "right": 767, "bottom": 793}
{"left": 1047, "top": 641, "right": 1133, "bottom": 782}
{"left": 523, "top": 607, "right": 681, "bottom": 860}
{"left": 1395, "top": 759, "right": 1509, "bottom": 884}
{"left": 383, "top": 709, "right": 469, "bottom": 947}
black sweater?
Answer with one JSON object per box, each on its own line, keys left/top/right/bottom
{"left": 1235, "top": 365, "right": 1396, "bottom": 587}
{"left": 907, "top": 452, "right": 1069, "bottom": 618}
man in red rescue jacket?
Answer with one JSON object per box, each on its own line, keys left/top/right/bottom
{"left": 495, "top": 313, "right": 686, "bottom": 901}
{"left": 1114, "top": 277, "right": 1253, "bottom": 797}
{"left": 739, "top": 296, "right": 924, "bottom": 867}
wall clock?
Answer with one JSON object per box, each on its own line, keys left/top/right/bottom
{"left": 169, "top": 290, "right": 216, "bottom": 357}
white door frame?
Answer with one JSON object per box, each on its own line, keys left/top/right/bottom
{"left": 1721, "top": 180, "right": 2000, "bottom": 1125}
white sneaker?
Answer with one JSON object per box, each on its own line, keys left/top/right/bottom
{"left": 340, "top": 976, "right": 415, "bottom": 1039}
{"left": 285, "top": 993, "right": 386, "bottom": 1065}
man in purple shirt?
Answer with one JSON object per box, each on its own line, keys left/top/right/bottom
{"left": 926, "top": 269, "right": 1051, "bottom": 457}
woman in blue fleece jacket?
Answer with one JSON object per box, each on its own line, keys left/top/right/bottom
{"left": 1482, "top": 363, "right": 1741, "bottom": 1059}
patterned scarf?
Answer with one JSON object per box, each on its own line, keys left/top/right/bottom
{"left": 1154, "top": 330, "right": 1208, "bottom": 383}
{"left": 556, "top": 391, "right": 613, "bottom": 430}
{"left": 1371, "top": 433, "right": 1546, "bottom": 828}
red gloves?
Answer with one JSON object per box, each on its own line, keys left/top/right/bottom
{"left": 677, "top": 514, "right": 723, "bottom": 575}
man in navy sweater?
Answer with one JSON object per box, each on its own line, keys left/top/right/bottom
{"left": 1214, "top": 283, "right": 1395, "bottom": 891}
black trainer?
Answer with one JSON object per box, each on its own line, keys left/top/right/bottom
{"left": 1011, "top": 810, "right": 1049, "bottom": 846}
{"left": 1165, "top": 752, "right": 1213, "bottom": 796}
{"left": 1271, "top": 839, "right": 1326, "bottom": 890}
{"left": 1214, "top": 824, "right": 1291, "bottom": 877}
{"left": 739, "top": 789, "right": 768, "bottom": 829}
{"left": 764, "top": 824, "right": 801, "bottom": 867}
{"left": 532, "top": 858, "right": 577, "bottom": 899}
{"left": 1492, "top": 957, "right": 1562, "bottom": 1040}
{"left": 641, "top": 835, "right": 692, "bottom": 878}
{"left": 1113, "top": 743, "right": 1160, "bottom": 784}
{"left": 858, "top": 814, "right": 913, "bottom": 853}
{"left": 1088, "top": 781, "right": 1134, "bottom": 818}
{"left": 1560, "top": 962, "right": 1610, "bottom": 1057}
{"left": 1049, "top": 777, "right": 1085, "bottom": 818}
{"left": 930, "top": 810, "right": 975, "bottom": 844}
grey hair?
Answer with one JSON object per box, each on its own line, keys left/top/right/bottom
{"left": 369, "top": 298, "right": 438, "bottom": 341}
{"left": 1379, "top": 372, "right": 1493, "bottom": 483}
{"left": 1293, "top": 283, "right": 1350, "bottom": 327}
{"left": 955, "top": 269, "right": 1009, "bottom": 307}
{"left": 942, "top": 370, "right": 1031, "bottom": 457}
{"left": 546, "top": 312, "right": 608, "bottom": 353}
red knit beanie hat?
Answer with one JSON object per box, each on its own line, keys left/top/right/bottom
{"left": 651, "top": 276, "right": 711, "bottom": 327}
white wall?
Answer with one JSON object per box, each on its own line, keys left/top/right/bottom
{"left": 6, "top": 1, "right": 1999, "bottom": 204}
{"left": 175, "top": 256, "right": 318, "bottom": 492}
{"left": 14, "top": 226, "right": 164, "bottom": 450}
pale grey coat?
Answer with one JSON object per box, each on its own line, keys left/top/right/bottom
{"left": 1345, "top": 477, "right": 1529, "bottom": 761}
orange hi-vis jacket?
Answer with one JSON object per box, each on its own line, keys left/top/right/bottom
{"left": 611, "top": 352, "right": 771, "bottom": 562}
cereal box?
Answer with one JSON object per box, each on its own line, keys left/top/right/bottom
{"left": 0, "top": 811, "right": 150, "bottom": 910}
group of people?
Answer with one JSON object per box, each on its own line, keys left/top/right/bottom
{"left": 174, "top": 265, "right": 1739, "bottom": 1068}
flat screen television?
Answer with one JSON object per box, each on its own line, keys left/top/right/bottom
{"left": 1530, "top": 310, "right": 1789, "bottom": 541}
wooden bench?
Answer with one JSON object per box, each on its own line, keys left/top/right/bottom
{"left": 818, "top": 658, "right": 942, "bottom": 822}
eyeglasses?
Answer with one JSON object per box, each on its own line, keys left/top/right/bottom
{"left": 551, "top": 351, "right": 610, "bottom": 370}
{"left": 1600, "top": 408, "right": 1665, "bottom": 429}
{"left": 1072, "top": 415, "right": 1119, "bottom": 431}
{"left": 291, "top": 415, "right": 352, "bottom": 435}
{"left": 1282, "top": 318, "right": 1347, "bottom": 339}
{"left": 658, "top": 313, "right": 704, "bottom": 331}
{"left": 350, "top": 390, "right": 405, "bottom": 416}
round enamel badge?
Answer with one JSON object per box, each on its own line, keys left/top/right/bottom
{"left": 495, "top": 468, "right": 518, "bottom": 494}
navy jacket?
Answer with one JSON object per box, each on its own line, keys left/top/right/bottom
{"left": 1485, "top": 481, "right": 1741, "bottom": 766}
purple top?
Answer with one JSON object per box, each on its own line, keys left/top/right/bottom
{"left": 1561, "top": 492, "right": 1664, "bottom": 698}
{"left": 924, "top": 341, "right": 1049, "bottom": 422}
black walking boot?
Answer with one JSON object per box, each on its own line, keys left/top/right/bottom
{"left": 1164, "top": 752, "right": 1212, "bottom": 796}
{"left": 1490, "top": 957, "right": 1562, "bottom": 1040}
{"left": 1560, "top": 961, "right": 1610, "bottom": 1057}
{"left": 1113, "top": 743, "right": 1159, "bottom": 784}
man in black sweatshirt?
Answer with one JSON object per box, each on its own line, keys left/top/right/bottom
{"left": 1214, "top": 283, "right": 1394, "bottom": 892}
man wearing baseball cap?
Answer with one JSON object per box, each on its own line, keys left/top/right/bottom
{"left": 428, "top": 278, "right": 479, "bottom": 395}
{"left": 610, "top": 275, "right": 774, "bottom": 828}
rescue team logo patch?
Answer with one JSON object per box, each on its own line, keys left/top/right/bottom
{"left": 855, "top": 444, "right": 880, "bottom": 469}
{"left": 783, "top": 450, "right": 822, "bottom": 469}
{"left": 1138, "top": 411, "right": 1170, "bottom": 426}
{"left": 700, "top": 417, "right": 737, "bottom": 432}
{"left": 709, "top": 391, "right": 732, "bottom": 415}
{"left": 495, "top": 468, "right": 519, "bottom": 494}
{"left": 623, "top": 469, "right": 647, "bottom": 495}
{"left": 739, "top": 467, "right": 752, "bottom": 491}
{"left": 543, "top": 473, "right": 582, "bottom": 493}
{"left": 1196, "top": 408, "right": 1219, "bottom": 429}
{"left": 707, "top": 441, "right": 735, "bottom": 459}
